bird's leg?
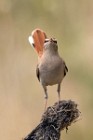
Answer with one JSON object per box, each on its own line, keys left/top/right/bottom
{"left": 57, "top": 83, "right": 61, "bottom": 103}
{"left": 42, "top": 85, "right": 48, "bottom": 111}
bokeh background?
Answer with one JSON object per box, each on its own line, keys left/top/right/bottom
{"left": 0, "top": 0, "right": 93, "bottom": 140}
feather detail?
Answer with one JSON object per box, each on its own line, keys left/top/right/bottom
{"left": 36, "top": 65, "right": 40, "bottom": 81}
{"left": 28, "top": 28, "right": 47, "bottom": 57}
{"left": 64, "top": 64, "right": 68, "bottom": 76}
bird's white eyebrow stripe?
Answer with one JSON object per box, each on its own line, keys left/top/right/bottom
{"left": 45, "top": 39, "right": 50, "bottom": 42}
{"left": 44, "top": 38, "right": 57, "bottom": 43}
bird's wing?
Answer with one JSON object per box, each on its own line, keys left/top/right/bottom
{"left": 64, "top": 63, "right": 68, "bottom": 76}
{"left": 36, "top": 65, "right": 40, "bottom": 81}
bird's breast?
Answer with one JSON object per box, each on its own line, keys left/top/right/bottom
{"left": 39, "top": 56, "right": 65, "bottom": 86}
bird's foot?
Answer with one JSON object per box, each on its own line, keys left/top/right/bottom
{"left": 57, "top": 96, "right": 61, "bottom": 107}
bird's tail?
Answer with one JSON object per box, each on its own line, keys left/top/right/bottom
{"left": 28, "top": 28, "right": 47, "bottom": 57}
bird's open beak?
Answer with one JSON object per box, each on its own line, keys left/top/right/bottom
{"left": 50, "top": 38, "right": 57, "bottom": 44}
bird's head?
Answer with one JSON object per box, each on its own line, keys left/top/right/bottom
{"left": 44, "top": 38, "right": 58, "bottom": 53}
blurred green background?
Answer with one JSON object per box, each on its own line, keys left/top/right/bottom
{"left": 0, "top": 0, "right": 93, "bottom": 140}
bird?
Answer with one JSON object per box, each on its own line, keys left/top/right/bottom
{"left": 28, "top": 28, "right": 68, "bottom": 109}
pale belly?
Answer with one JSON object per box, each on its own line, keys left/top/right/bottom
{"left": 39, "top": 63, "right": 64, "bottom": 86}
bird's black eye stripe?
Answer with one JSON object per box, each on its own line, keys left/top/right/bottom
{"left": 53, "top": 40, "right": 57, "bottom": 43}
{"left": 44, "top": 40, "right": 48, "bottom": 43}
{"left": 44, "top": 39, "right": 57, "bottom": 43}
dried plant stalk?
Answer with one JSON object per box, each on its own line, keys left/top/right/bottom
{"left": 24, "top": 100, "right": 80, "bottom": 140}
